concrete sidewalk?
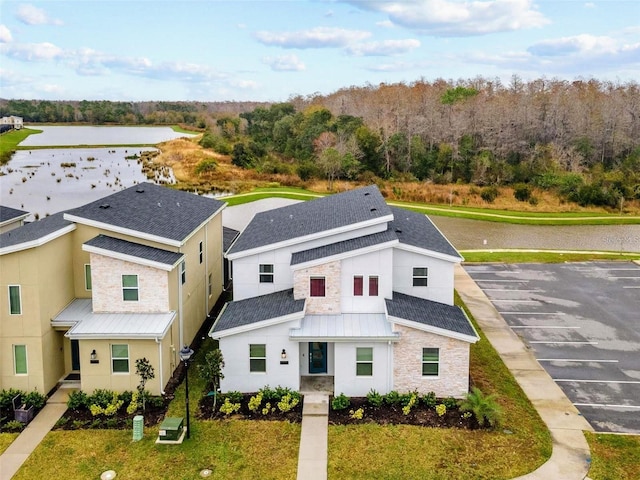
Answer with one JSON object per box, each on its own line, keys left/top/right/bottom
{"left": 455, "top": 264, "right": 594, "bottom": 480}
{"left": 296, "top": 393, "right": 329, "bottom": 480}
{"left": 0, "top": 387, "right": 74, "bottom": 480}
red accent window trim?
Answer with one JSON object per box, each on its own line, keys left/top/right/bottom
{"left": 353, "top": 276, "right": 363, "bottom": 296}
{"left": 310, "top": 277, "right": 326, "bottom": 297}
{"left": 369, "top": 276, "right": 379, "bottom": 296}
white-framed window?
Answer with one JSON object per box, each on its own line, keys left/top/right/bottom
{"left": 208, "top": 273, "right": 213, "bottom": 296}
{"left": 413, "top": 267, "right": 429, "bottom": 287}
{"left": 422, "top": 348, "right": 439, "bottom": 376}
{"left": 111, "top": 344, "right": 129, "bottom": 373}
{"left": 356, "top": 347, "right": 373, "bottom": 376}
{"left": 199, "top": 241, "right": 203, "bottom": 264}
{"left": 180, "top": 260, "right": 186, "bottom": 284}
{"left": 368, "top": 276, "right": 379, "bottom": 296}
{"left": 8, "top": 285, "right": 21, "bottom": 315}
{"left": 249, "top": 344, "right": 266, "bottom": 373}
{"left": 259, "top": 264, "right": 274, "bottom": 283}
{"left": 122, "top": 275, "right": 139, "bottom": 301}
{"left": 310, "top": 277, "right": 326, "bottom": 297}
{"left": 14, "top": 345, "right": 27, "bottom": 375}
{"left": 353, "top": 275, "right": 363, "bottom": 296}
{"left": 84, "top": 264, "right": 92, "bottom": 290}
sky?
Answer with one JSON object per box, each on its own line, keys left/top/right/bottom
{"left": 0, "top": 0, "right": 639, "bottom": 102}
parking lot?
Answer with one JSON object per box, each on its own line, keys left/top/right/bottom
{"left": 465, "top": 261, "right": 640, "bottom": 433}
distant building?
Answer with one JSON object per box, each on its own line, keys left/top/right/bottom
{"left": 0, "top": 116, "right": 24, "bottom": 130}
{"left": 0, "top": 206, "right": 29, "bottom": 233}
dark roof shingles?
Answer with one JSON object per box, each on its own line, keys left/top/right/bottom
{"left": 0, "top": 212, "right": 72, "bottom": 248}
{"left": 385, "top": 291, "right": 477, "bottom": 339}
{"left": 228, "top": 185, "right": 391, "bottom": 255}
{"left": 65, "top": 182, "right": 224, "bottom": 242}
{"left": 222, "top": 226, "right": 240, "bottom": 253}
{"left": 390, "top": 207, "right": 460, "bottom": 258}
{"left": 0, "top": 205, "right": 29, "bottom": 223}
{"left": 84, "top": 234, "right": 183, "bottom": 266}
{"left": 212, "top": 289, "right": 305, "bottom": 333}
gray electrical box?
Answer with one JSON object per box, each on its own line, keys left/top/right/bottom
{"left": 158, "top": 417, "right": 183, "bottom": 441}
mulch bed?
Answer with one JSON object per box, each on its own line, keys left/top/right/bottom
{"left": 198, "top": 393, "right": 303, "bottom": 423}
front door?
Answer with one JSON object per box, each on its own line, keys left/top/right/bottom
{"left": 71, "top": 339, "right": 80, "bottom": 371}
{"left": 309, "top": 342, "right": 327, "bottom": 374}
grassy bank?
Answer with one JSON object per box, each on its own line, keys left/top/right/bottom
{"left": 0, "top": 128, "right": 42, "bottom": 163}
{"left": 0, "top": 432, "right": 19, "bottom": 455}
{"left": 585, "top": 433, "right": 640, "bottom": 480}
{"left": 462, "top": 250, "right": 639, "bottom": 263}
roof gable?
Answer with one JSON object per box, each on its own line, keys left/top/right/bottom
{"left": 0, "top": 212, "right": 73, "bottom": 252}
{"left": 84, "top": 234, "right": 183, "bottom": 269}
{"left": 0, "top": 205, "right": 29, "bottom": 225}
{"left": 389, "top": 207, "right": 461, "bottom": 259}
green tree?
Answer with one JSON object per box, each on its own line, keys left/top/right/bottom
{"left": 134, "top": 358, "right": 155, "bottom": 412}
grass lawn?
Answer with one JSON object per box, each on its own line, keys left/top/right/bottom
{"left": 0, "top": 128, "right": 42, "bottom": 162}
{"left": 328, "top": 292, "right": 552, "bottom": 479}
{"left": 585, "top": 433, "right": 640, "bottom": 480}
{"left": 0, "top": 433, "right": 19, "bottom": 455}
{"left": 461, "top": 250, "right": 640, "bottom": 263}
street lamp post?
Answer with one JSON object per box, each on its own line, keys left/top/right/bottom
{"left": 179, "top": 345, "right": 194, "bottom": 439}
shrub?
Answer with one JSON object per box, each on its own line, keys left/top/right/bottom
{"left": 195, "top": 158, "right": 218, "bottom": 175}
{"left": 145, "top": 395, "right": 165, "bottom": 409}
{"left": 443, "top": 397, "right": 459, "bottom": 409}
{"left": 349, "top": 408, "right": 364, "bottom": 420}
{"left": 366, "top": 389, "right": 384, "bottom": 407}
{"left": 248, "top": 392, "right": 263, "bottom": 413}
{"left": 459, "top": 387, "right": 503, "bottom": 429}
{"left": 67, "top": 391, "right": 89, "bottom": 411}
{"left": 513, "top": 184, "right": 531, "bottom": 202}
{"left": 4, "top": 420, "right": 24, "bottom": 432}
{"left": 126, "top": 391, "right": 140, "bottom": 415}
{"left": 89, "top": 389, "right": 114, "bottom": 408}
{"left": 259, "top": 385, "right": 278, "bottom": 402}
{"left": 421, "top": 391, "right": 437, "bottom": 409}
{"left": 219, "top": 398, "right": 241, "bottom": 416}
{"left": 331, "top": 393, "right": 350, "bottom": 411}
{"left": 89, "top": 393, "right": 123, "bottom": 416}
{"left": 24, "top": 390, "right": 46, "bottom": 410}
{"left": 402, "top": 394, "right": 418, "bottom": 416}
{"left": 0, "top": 388, "right": 22, "bottom": 412}
{"left": 435, "top": 404, "right": 447, "bottom": 417}
{"left": 384, "top": 390, "right": 402, "bottom": 406}
{"left": 261, "top": 402, "right": 274, "bottom": 415}
{"left": 198, "top": 349, "right": 225, "bottom": 393}
{"left": 277, "top": 394, "right": 299, "bottom": 413}
{"left": 274, "top": 386, "right": 300, "bottom": 403}
{"left": 480, "top": 186, "right": 499, "bottom": 203}
{"left": 224, "top": 391, "right": 243, "bottom": 404}
{"left": 119, "top": 391, "right": 133, "bottom": 406}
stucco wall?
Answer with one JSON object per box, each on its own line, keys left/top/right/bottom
{"left": 340, "top": 249, "right": 392, "bottom": 313}
{"left": 293, "top": 260, "right": 341, "bottom": 314}
{"left": 392, "top": 248, "right": 456, "bottom": 305}
{"left": 333, "top": 342, "right": 392, "bottom": 396}
{"left": 392, "top": 324, "right": 470, "bottom": 398}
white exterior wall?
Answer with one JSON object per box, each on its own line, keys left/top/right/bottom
{"left": 230, "top": 222, "right": 388, "bottom": 301}
{"left": 218, "top": 321, "right": 300, "bottom": 393}
{"left": 392, "top": 248, "right": 456, "bottom": 305}
{"left": 333, "top": 342, "right": 392, "bottom": 396}
{"left": 90, "top": 253, "right": 170, "bottom": 313}
{"left": 340, "top": 249, "right": 392, "bottom": 313}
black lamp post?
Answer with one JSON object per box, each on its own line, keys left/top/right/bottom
{"left": 179, "top": 345, "right": 194, "bottom": 439}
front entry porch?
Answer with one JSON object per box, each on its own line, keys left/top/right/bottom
{"left": 300, "top": 375, "right": 334, "bottom": 394}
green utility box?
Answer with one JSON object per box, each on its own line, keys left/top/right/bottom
{"left": 158, "top": 417, "right": 184, "bottom": 441}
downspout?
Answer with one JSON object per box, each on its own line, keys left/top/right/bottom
{"left": 387, "top": 340, "right": 392, "bottom": 392}
{"left": 156, "top": 337, "right": 165, "bottom": 395}
{"left": 178, "top": 265, "right": 184, "bottom": 349}
{"left": 205, "top": 224, "right": 209, "bottom": 315}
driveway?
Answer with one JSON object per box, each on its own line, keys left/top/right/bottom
{"left": 464, "top": 261, "right": 640, "bottom": 433}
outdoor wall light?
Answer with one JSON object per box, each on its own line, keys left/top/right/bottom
{"left": 90, "top": 349, "right": 99, "bottom": 364}
{"left": 280, "top": 348, "right": 289, "bottom": 365}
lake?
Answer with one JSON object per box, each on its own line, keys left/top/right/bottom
{"left": 19, "top": 125, "right": 196, "bottom": 146}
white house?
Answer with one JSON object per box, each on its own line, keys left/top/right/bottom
{"left": 1, "top": 116, "right": 24, "bottom": 130}
{"left": 209, "top": 186, "right": 478, "bottom": 398}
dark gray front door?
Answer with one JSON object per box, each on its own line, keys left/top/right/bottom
{"left": 71, "top": 339, "right": 80, "bottom": 371}
{"left": 309, "top": 342, "right": 327, "bottom": 374}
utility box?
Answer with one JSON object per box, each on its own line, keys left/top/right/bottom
{"left": 158, "top": 417, "right": 183, "bottom": 441}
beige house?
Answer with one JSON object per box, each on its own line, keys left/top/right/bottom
{"left": 0, "top": 116, "right": 24, "bottom": 130}
{"left": 0, "top": 183, "right": 225, "bottom": 395}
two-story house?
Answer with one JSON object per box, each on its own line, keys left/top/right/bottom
{"left": 209, "top": 186, "right": 478, "bottom": 398}
{"left": 0, "top": 183, "right": 225, "bottom": 395}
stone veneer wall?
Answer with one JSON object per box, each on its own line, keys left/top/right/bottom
{"left": 90, "top": 253, "right": 169, "bottom": 313}
{"left": 392, "top": 324, "right": 470, "bottom": 398}
{"left": 293, "top": 260, "right": 341, "bottom": 314}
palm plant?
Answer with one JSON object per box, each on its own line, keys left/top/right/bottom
{"left": 459, "top": 387, "right": 503, "bottom": 429}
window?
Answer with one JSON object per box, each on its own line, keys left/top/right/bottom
{"left": 413, "top": 267, "right": 429, "bottom": 287}
{"left": 199, "top": 241, "right": 203, "bottom": 264}
{"left": 208, "top": 273, "right": 212, "bottom": 296}
{"left": 422, "top": 348, "right": 439, "bottom": 376}
{"left": 8, "top": 285, "right": 21, "bottom": 315}
{"left": 14, "top": 345, "right": 27, "bottom": 374}
{"left": 111, "top": 344, "right": 129, "bottom": 373}
{"left": 310, "top": 277, "right": 326, "bottom": 297}
{"left": 353, "top": 276, "right": 363, "bottom": 296}
{"left": 259, "top": 264, "right": 274, "bottom": 283}
{"left": 84, "top": 264, "right": 92, "bottom": 290}
{"left": 369, "top": 276, "right": 379, "bottom": 296}
{"left": 122, "top": 275, "right": 139, "bottom": 301}
{"left": 180, "top": 260, "right": 186, "bottom": 284}
{"left": 356, "top": 347, "right": 373, "bottom": 376}
{"left": 249, "top": 344, "right": 266, "bottom": 372}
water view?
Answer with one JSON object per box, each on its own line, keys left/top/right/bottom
{"left": 20, "top": 125, "right": 196, "bottom": 146}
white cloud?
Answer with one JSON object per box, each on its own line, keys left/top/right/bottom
{"left": 254, "top": 27, "right": 371, "bottom": 48}
{"left": 528, "top": 34, "right": 626, "bottom": 57}
{"left": 584, "top": 2, "right": 596, "bottom": 8}
{"left": 376, "top": 20, "right": 395, "bottom": 28}
{"left": 16, "top": 4, "right": 63, "bottom": 26}
{"left": 347, "top": 38, "right": 420, "bottom": 56}
{"left": 2, "top": 42, "right": 64, "bottom": 60}
{"left": 263, "top": 54, "right": 306, "bottom": 71}
{"left": 346, "top": 0, "right": 550, "bottom": 36}
{"left": 0, "top": 25, "right": 12, "bottom": 43}
{"left": 229, "top": 79, "right": 259, "bottom": 90}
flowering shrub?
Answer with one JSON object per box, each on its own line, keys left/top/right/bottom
{"left": 90, "top": 393, "right": 123, "bottom": 416}
{"left": 331, "top": 393, "right": 350, "bottom": 411}
{"left": 277, "top": 394, "right": 299, "bottom": 413}
{"left": 248, "top": 392, "right": 263, "bottom": 412}
{"left": 261, "top": 402, "right": 275, "bottom": 415}
{"left": 219, "top": 398, "right": 241, "bottom": 415}
{"left": 436, "top": 404, "right": 447, "bottom": 417}
{"left": 402, "top": 394, "right": 418, "bottom": 416}
{"left": 349, "top": 408, "right": 364, "bottom": 420}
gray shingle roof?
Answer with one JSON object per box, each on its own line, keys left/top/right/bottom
{"left": 223, "top": 226, "right": 240, "bottom": 253}
{"left": 0, "top": 205, "right": 29, "bottom": 224}
{"left": 84, "top": 234, "right": 183, "bottom": 266}
{"left": 211, "top": 289, "right": 305, "bottom": 334}
{"left": 227, "top": 185, "right": 391, "bottom": 255}
{"left": 65, "top": 182, "right": 225, "bottom": 243}
{"left": 0, "top": 212, "right": 72, "bottom": 249}
{"left": 385, "top": 291, "right": 478, "bottom": 339}
{"left": 291, "top": 228, "right": 397, "bottom": 265}
{"left": 390, "top": 207, "right": 461, "bottom": 259}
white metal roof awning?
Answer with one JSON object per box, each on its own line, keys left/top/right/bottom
{"left": 290, "top": 313, "right": 399, "bottom": 342}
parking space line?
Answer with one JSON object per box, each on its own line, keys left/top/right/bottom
{"left": 608, "top": 276, "right": 640, "bottom": 279}
{"left": 491, "top": 299, "right": 539, "bottom": 303}
{"left": 538, "top": 359, "right": 618, "bottom": 363}
{"left": 574, "top": 403, "right": 640, "bottom": 409}
{"left": 475, "top": 279, "right": 529, "bottom": 283}
{"left": 529, "top": 341, "right": 598, "bottom": 345}
{"left": 482, "top": 289, "right": 542, "bottom": 292}
{"left": 623, "top": 286, "right": 640, "bottom": 289}
{"left": 511, "top": 326, "right": 580, "bottom": 329}
{"left": 499, "top": 312, "right": 565, "bottom": 315}
{"left": 555, "top": 379, "right": 640, "bottom": 384}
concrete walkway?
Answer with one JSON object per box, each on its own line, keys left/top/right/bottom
{"left": 296, "top": 393, "right": 329, "bottom": 480}
{"left": 0, "top": 386, "right": 74, "bottom": 480}
{"left": 455, "top": 264, "right": 594, "bottom": 480}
